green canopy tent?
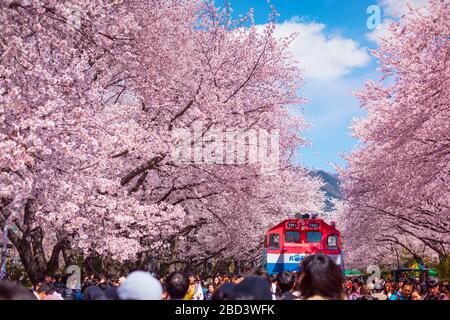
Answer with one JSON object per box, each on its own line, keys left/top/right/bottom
{"left": 344, "top": 269, "right": 362, "bottom": 277}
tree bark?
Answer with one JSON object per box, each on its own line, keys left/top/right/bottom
{"left": 2, "top": 198, "right": 66, "bottom": 284}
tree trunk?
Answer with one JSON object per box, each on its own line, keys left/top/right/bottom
{"left": 2, "top": 198, "right": 66, "bottom": 285}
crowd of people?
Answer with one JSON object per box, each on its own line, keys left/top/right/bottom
{"left": 0, "top": 254, "right": 448, "bottom": 301}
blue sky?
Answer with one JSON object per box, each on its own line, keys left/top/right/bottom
{"left": 215, "top": 0, "right": 425, "bottom": 172}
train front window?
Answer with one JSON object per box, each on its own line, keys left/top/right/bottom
{"left": 268, "top": 234, "right": 280, "bottom": 249}
{"left": 285, "top": 231, "right": 300, "bottom": 243}
{"left": 306, "top": 231, "right": 322, "bottom": 243}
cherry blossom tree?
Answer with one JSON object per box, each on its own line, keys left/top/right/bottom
{"left": 341, "top": 0, "right": 449, "bottom": 268}
{"left": 1, "top": 0, "right": 323, "bottom": 281}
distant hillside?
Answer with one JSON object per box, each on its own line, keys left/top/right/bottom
{"left": 308, "top": 170, "right": 342, "bottom": 212}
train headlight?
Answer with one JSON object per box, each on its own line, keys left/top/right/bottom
{"left": 327, "top": 235, "right": 338, "bottom": 249}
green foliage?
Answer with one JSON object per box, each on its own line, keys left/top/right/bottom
{"left": 432, "top": 255, "right": 450, "bottom": 281}
{"left": 6, "top": 259, "right": 32, "bottom": 287}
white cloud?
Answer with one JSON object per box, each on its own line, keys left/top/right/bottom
{"left": 261, "top": 19, "right": 371, "bottom": 82}
{"left": 367, "top": 0, "right": 429, "bottom": 43}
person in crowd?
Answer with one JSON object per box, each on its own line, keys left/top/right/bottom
{"left": 357, "top": 284, "right": 376, "bottom": 300}
{"left": 184, "top": 272, "right": 196, "bottom": 300}
{"left": 389, "top": 279, "right": 413, "bottom": 300}
{"left": 384, "top": 282, "right": 395, "bottom": 298}
{"left": 81, "top": 278, "right": 97, "bottom": 294}
{"left": 348, "top": 278, "right": 363, "bottom": 300}
{"left": 411, "top": 290, "right": 422, "bottom": 300}
{"left": 104, "top": 276, "right": 120, "bottom": 300}
{"left": 83, "top": 285, "right": 107, "bottom": 300}
{"left": 192, "top": 276, "right": 204, "bottom": 300}
{"left": 249, "top": 268, "right": 271, "bottom": 284}
{"left": 0, "top": 280, "right": 36, "bottom": 300}
{"left": 270, "top": 274, "right": 278, "bottom": 300}
{"left": 117, "top": 271, "right": 162, "bottom": 300}
{"left": 32, "top": 282, "right": 41, "bottom": 300}
{"left": 441, "top": 281, "right": 448, "bottom": 294}
{"left": 371, "top": 283, "right": 387, "bottom": 300}
{"left": 161, "top": 283, "right": 169, "bottom": 300}
{"left": 232, "top": 274, "right": 244, "bottom": 285}
{"left": 43, "top": 274, "right": 54, "bottom": 285}
{"left": 298, "top": 254, "right": 344, "bottom": 300}
{"left": 212, "top": 282, "right": 236, "bottom": 300}
{"left": 391, "top": 282, "right": 399, "bottom": 295}
{"left": 204, "top": 284, "right": 215, "bottom": 300}
{"left": 35, "top": 283, "right": 62, "bottom": 300}
{"left": 97, "top": 274, "right": 109, "bottom": 291}
{"left": 213, "top": 276, "right": 221, "bottom": 288}
{"left": 201, "top": 280, "right": 208, "bottom": 297}
{"left": 104, "top": 275, "right": 121, "bottom": 297}
{"left": 165, "top": 272, "right": 189, "bottom": 300}
{"left": 233, "top": 276, "right": 272, "bottom": 300}
{"left": 397, "top": 278, "right": 405, "bottom": 290}
{"left": 415, "top": 283, "right": 425, "bottom": 297}
{"left": 423, "top": 279, "right": 448, "bottom": 300}
{"left": 292, "top": 272, "right": 302, "bottom": 298}
{"left": 53, "top": 274, "right": 65, "bottom": 295}
{"left": 276, "top": 271, "right": 297, "bottom": 300}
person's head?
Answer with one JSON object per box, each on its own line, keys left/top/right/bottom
{"left": 233, "top": 276, "right": 272, "bottom": 300}
{"left": 427, "top": 279, "right": 440, "bottom": 296}
{"left": 352, "top": 278, "right": 360, "bottom": 288}
{"left": 165, "top": 272, "right": 189, "bottom": 300}
{"left": 54, "top": 274, "right": 62, "bottom": 283}
{"left": 247, "top": 268, "right": 271, "bottom": 284}
{"left": 270, "top": 274, "right": 278, "bottom": 284}
{"left": 351, "top": 278, "right": 363, "bottom": 293}
{"left": 207, "top": 284, "right": 215, "bottom": 293}
{"left": 298, "top": 254, "right": 344, "bottom": 300}
{"left": 109, "top": 275, "right": 120, "bottom": 287}
{"left": 398, "top": 278, "right": 406, "bottom": 288}
{"left": 117, "top": 271, "right": 162, "bottom": 300}
{"left": 400, "top": 279, "right": 413, "bottom": 298}
{"left": 391, "top": 282, "right": 398, "bottom": 292}
{"left": 0, "top": 281, "right": 36, "bottom": 300}
{"left": 212, "top": 282, "right": 236, "bottom": 300}
{"left": 411, "top": 290, "right": 422, "bottom": 300}
{"left": 186, "top": 272, "right": 195, "bottom": 285}
{"left": 441, "top": 281, "right": 448, "bottom": 293}
{"left": 234, "top": 274, "right": 244, "bottom": 284}
{"left": 44, "top": 274, "right": 53, "bottom": 284}
{"left": 37, "top": 284, "right": 56, "bottom": 300}
{"left": 213, "top": 277, "right": 220, "bottom": 286}
{"left": 277, "top": 271, "right": 295, "bottom": 293}
{"left": 359, "top": 284, "right": 370, "bottom": 295}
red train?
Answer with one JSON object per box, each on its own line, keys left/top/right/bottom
{"left": 263, "top": 213, "right": 343, "bottom": 274}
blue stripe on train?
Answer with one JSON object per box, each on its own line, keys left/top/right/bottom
{"left": 266, "top": 263, "right": 301, "bottom": 274}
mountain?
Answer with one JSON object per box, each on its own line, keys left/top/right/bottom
{"left": 308, "top": 170, "right": 342, "bottom": 211}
